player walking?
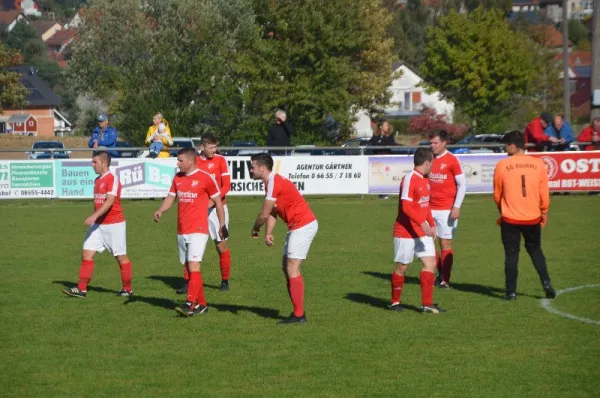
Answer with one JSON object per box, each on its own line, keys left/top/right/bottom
{"left": 428, "top": 130, "right": 467, "bottom": 288}
{"left": 493, "top": 131, "right": 556, "bottom": 300}
{"left": 249, "top": 153, "right": 318, "bottom": 324}
{"left": 176, "top": 133, "right": 232, "bottom": 293}
{"left": 390, "top": 148, "right": 445, "bottom": 314}
{"left": 62, "top": 151, "right": 133, "bottom": 298}
{"left": 153, "top": 147, "right": 226, "bottom": 317}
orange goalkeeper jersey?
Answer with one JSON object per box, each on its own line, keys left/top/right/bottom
{"left": 493, "top": 154, "right": 549, "bottom": 225}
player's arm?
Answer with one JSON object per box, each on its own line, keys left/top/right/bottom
{"left": 251, "top": 199, "right": 275, "bottom": 237}
{"left": 451, "top": 163, "right": 467, "bottom": 219}
{"left": 85, "top": 194, "right": 116, "bottom": 226}
{"left": 264, "top": 210, "right": 277, "bottom": 246}
{"left": 531, "top": 122, "right": 552, "bottom": 142}
{"left": 539, "top": 165, "right": 550, "bottom": 226}
{"left": 220, "top": 158, "right": 231, "bottom": 196}
{"left": 154, "top": 179, "right": 178, "bottom": 222}
{"left": 493, "top": 166, "right": 503, "bottom": 213}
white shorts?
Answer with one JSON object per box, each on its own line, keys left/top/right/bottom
{"left": 83, "top": 221, "right": 127, "bottom": 256}
{"left": 393, "top": 236, "right": 435, "bottom": 264}
{"left": 208, "top": 204, "right": 230, "bottom": 242}
{"left": 284, "top": 220, "right": 318, "bottom": 260}
{"left": 431, "top": 210, "right": 458, "bottom": 240}
{"left": 178, "top": 233, "right": 209, "bottom": 264}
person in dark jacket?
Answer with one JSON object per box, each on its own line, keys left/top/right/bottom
{"left": 267, "top": 110, "right": 294, "bottom": 154}
{"left": 380, "top": 121, "right": 396, "bottom": 147}
{"left": 89, "top": 114, "right": 119, "bottom": 157}
{"left": 368, "top": 118, "right": 382, "bottom": 146}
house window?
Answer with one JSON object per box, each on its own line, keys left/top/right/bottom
{"left": 16, "top": 123, "right": 22, "bottom": 127}
{"left": 412, "top": 91, "right": 422, "bottom": 104}
{"left": 28, "top": 121, "right": 35, "bottom": 127}
{"left": 404, "top": 92, "right": 411, "bottom": 110}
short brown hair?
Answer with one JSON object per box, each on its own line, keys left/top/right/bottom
{"left": 429, "top": 130, "right": 449, "bottom": 142}
{"left": 178, "top": 147, "right": 197, "bottom": 159}
{"left": 250, "top": 153, "right": 273, "bottom": 171}
{"left": 201, "top": 133, "right": 217, "bottom": 146}
{"left": 92, "top": 151, "right": 111, "bottom": 166}
{"left": 414, "top": 147, "right": 433, "bottom": 166}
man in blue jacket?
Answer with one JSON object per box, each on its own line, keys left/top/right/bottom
{"left": 89, "top": 114, "right": 119, "bottom": 157}
{"left": 544, "top": 115, "right": 574, "bottom": 151}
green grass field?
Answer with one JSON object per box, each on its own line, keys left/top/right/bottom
{"left": 1, "top": 195, "right": 599, "bottom": 397}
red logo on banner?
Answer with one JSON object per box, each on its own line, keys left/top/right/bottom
{"left": 539, "top": 156, "right": 559, "bottom": 180}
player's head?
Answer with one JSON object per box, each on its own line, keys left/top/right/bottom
{"left": 91, "top": 151, "right": 111, "bottom": 175}
{"left": 414, "top": 147, "right": 434, "bottom": 175}
{"left": 177, "top": 147, "right": 197, "bottom": 173}
{"left": 250, "top": 153, "right": 273, "bottom": 180}
{"left": 502, "top": 130, "right": 525, "bottom": 155}
{"left": 429, "top": 130, "right": 449, "bottom": 156}
{"left": 199, "top": 133, "right": 218, "bottom": 159}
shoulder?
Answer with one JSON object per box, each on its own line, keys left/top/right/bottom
{"left": 175, "top": 171, "right": 186, "bottom": 178}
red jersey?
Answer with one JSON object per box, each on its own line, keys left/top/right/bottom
{"left": 196, "top": 155, "right": 231, "bottom": 203}
{"left": 577, "top": 126, "right": 600, "bottom": 151}
{"left": 429, "top": 151, "right": 463, "bottom": 210}
{"left": 524, "top": 117, "right": 550, "bottom": 152}
{"left": 94, "top": 171, "right": 124, "bottom": 225}
{"left": 168, "top": 169, "right": 221, "bottom": 235}
{"left": 394, "top": 169, "right": 434, "bottom": 239}
{"left": 265, "top": 173, "right": 316, "bottom": 231}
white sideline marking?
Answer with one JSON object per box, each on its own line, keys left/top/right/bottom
{"left": 540, "top": 284, "right": 600, "bottom": 326}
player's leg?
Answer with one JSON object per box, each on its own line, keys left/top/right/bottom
{"left": 439, "top": 238, "right": 453, "bottom": 287}
{"left": 416, "top": 237, "right": 445, "bottom": 313}
{"left": 432, "top": 210, "right": 456, "bottom": 288}
{"left": 522, "top": 224, "right": 556, "bottom": 298}
{"left": 175, "top": 234, "right": 209, "bottom": 317}
{"left": 176, "top": 235, "right": 189, "bottom": 294}
{"left": 390, "top": 237, "right": 413, "bottom": 311}
{"left": 209, "top": 205, "right": 231, "bottom": 291}
{"left": 500, "top": 220, "right": 521, "bottom": 300}
{"left": 63, "top": 224, "right": 103, "bottom": 297}
{"left": 106, "top": 222, "right": 133, "bottom": 296}
{"left": 279, "top": 221, "right": 318, "bottom": 324}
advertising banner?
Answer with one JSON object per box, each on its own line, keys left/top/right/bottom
{"left": 532, "top": 152, "right": 600, "bottom": 191}
{"left": 0, "top": 160, "right": 55, "bottom": 198}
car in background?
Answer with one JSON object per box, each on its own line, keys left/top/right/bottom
{"left": 450, "top": 134, "right": 505, "bottom": 154}
{"left": 169, "top": 137, "right": 196, "bottom": 157}
{"left": 112, "top": 141, "right": 141, "bottom": 158}
{"left": 338, "top": 137, "right": 371, "bottom": 155}
{"left": 28, "top": 141, "right": 70, "bottom": 159}
{"left": 220, "top": 140, "right": 262, "bottom": 156}
{"left": 290, "top": 145, "right": 337, "bottom": 156}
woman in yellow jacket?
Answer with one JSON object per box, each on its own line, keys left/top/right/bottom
{"left": 145, "top": 113, "right": 173, "bottom": 158}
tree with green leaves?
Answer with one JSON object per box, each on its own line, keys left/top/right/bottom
{"left": 68, "top": 0, "right": 396, "bottom": 144}
{"left": 0, "top": 43, "right": 28, "bottom": 112}
{"left": 565, "top": 19, "right": 590, "bottom": 46}
{"left": 384, "top": 0, "right": 431, "bottom": 69}
{"left": 420, "top": 8, "right": 538, "bottom": 131}
{"left": 5, "top": 21, "right": 39, "bottom": 51}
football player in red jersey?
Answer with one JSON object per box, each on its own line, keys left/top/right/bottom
{"left": 168, "top": 133, "right": 233, "bottom": 293}
{"left": 154, "top": 147, "right": 226, "bottom": 317}
{"left": 428, "top": 130, "right": 467, "bottom": 288}
{"left": 390, "top": 148, "right": 445, "bottom": 314}
{"left": 62, "top": 151, "right": 133, "bottom": 298}
{"left": 250, "top": 153, "right": 318, "bottom": 324}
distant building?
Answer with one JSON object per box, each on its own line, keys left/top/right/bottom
{"left": 0, "top": 65, "right": 71, "bottom": 137}
{"left": 353, "top": 62, "right": 454, "bottom": 137}
{"left": 0, "top": 10, "right": 27, "bottom": 32}
{"left": 0, "top": 0, "right": 41, "bottom": 17}
{"left": 29, "top": 20, "right": 62, "bottom": 42}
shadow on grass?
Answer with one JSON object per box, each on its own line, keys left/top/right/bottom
{"left": 210, "top": 303, "right": 283, "bottom": 320}
{"left": 146, "top": 275, "right": 222, "bottom": 291}
{"left": 344, "top": 293, "right": 421, "bottom": 313}
{"left": 360, "top": 271, "right": 542, "bottom": 300}
{"left": 122, "top": 294, "right": 178, "bottom": 311}
{"left": 53, "top": 280, "right": 119, "bottom": 295}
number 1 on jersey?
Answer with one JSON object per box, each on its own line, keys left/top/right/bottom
{"left": 521, "top": 175, "right": 527, "bottom": 197}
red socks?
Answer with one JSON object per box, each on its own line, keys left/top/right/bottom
{"left": 77, "top": 260, "right": 95, "bottom": 291}
{"left": 119, "top": 262, "right": 132, "bottom": 291}
{"left": 183, "top": 264, "right": 189, "bottom": 281}
{"left": 441, "top": 249, "right": 454, "bottom": 283}
{"left": 420, "top": 270, "right": 435, "bottom": 306}
{"left": 288, "top": 275, "right": 304, "bottom": 317}
{"left": 391, "top": 272, "right": 405, "bottom": 304}
{"left": 219, "top": 250, "right": 231, "bottom": 281}
{"left": 186, "top": 271, "right": 206, "bottom": 306}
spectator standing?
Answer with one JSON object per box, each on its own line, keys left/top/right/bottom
{"left": 380, "top": 121, "right": 396, "bottom": 147}
{"left": 89, "top": 114, "right": 119, "bottom": 157}
{"left": 368, "top": 118, "right": 382, "bottom": 146}
{"left": 577, "top": 117, "right": 600, "bottom": 151}
{"left": 544, "top": 115, "right": 574, "bottom": 151}
{"left": 267, "top": 110, "right": 294, "bottom": 154}
{"left": 524, "top": 113, "right": 558, "bottom": 152}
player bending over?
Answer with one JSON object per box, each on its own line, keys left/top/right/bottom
{"left": 250, "top": 153, "right": 318, "bottom": 324}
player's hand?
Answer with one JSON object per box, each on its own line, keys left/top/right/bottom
{"left": 84, "top": 216, "right": 96, "bottom": 227}
{"left": 153, "top": 211, "right": 163, "bottom": 222}
{"left": 496, "top": 217, "right": 502, "bottom": 226}
{"left": 251, "top": 228, "right": 260, "bottom": 239}
{"left": 220, "top": 225, "right": 228, "bottom": 240}
{"left": 421, "top": 222, "right": 434, "bottom": 238}
{"left": 264, "top": 234, "right": 274, "bottom": 246}
{"left": 450, "top": 207, "right": 460, "bottom": 220}
{"left": 541, "top": 213, "right": 548, "bottom": 228}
